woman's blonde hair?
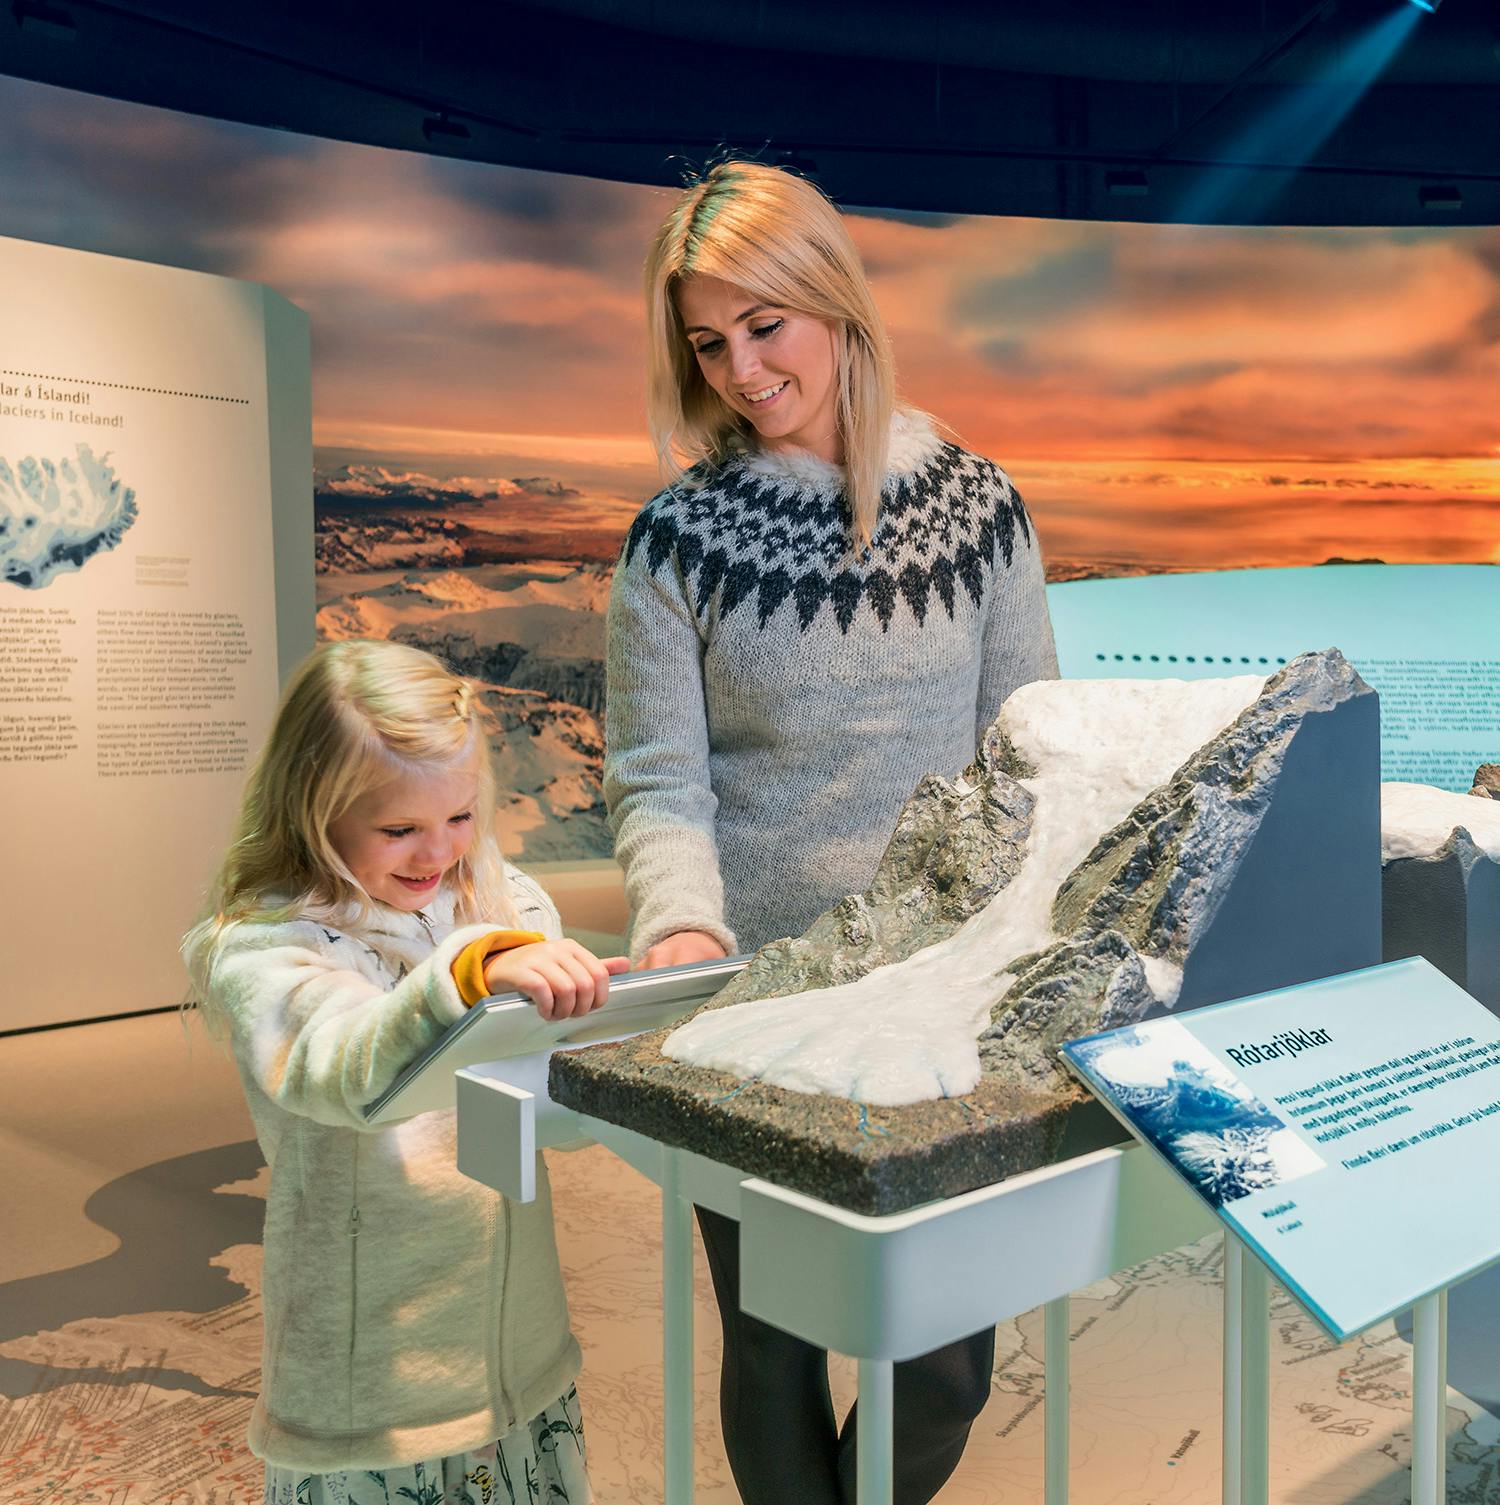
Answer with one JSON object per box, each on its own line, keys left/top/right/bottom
{"left": 183, "top": 639, "right": 514, "bottom": 1007}
{"left": 644, "top": 160, "right": 896, "bottom": 548}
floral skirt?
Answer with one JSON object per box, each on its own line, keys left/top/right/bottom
{"left": 262, "top": 1385, "right": 589, "bottom": 1505}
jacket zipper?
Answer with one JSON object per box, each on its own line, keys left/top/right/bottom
{"left": 493, "top": 1196, "right": 516, "bottom": 1425}
{"left": 348, "top": 1140, "right": 360, "bottom": 1438}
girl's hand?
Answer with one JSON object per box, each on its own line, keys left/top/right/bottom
{"left": 640, "top": 930, "right": 728, "bottom": 971}
{"left": 484, "top": 940, "right": 630, "bottom": 1021}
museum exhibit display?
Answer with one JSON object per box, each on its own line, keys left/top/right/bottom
{"left": 550, "top": 647, "right": 1382, "bottom": 1213}
{"left": 1381, "top": 774, "right": 1500, "bottom": 1011}
{"left": 5, "top": 0, "right": 1500, "bottom": 1498}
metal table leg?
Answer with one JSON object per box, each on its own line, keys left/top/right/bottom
{"left": 1223, "top": 1236, "right": 1243, "bottom": 1505}
{"left": 1238, "top": 1245, "right": 1270, "bottom": 1505}
{"left": 1411, "top": 1291, "right": 1447, "bottom": 1505}
{"left": 661, "top": 1152, "right": 695, "bottom": 1504}
{"left": 1045, "top": 1295, "right": 1070, "bottom": 1505}
{"left": 856, "top": 1357, "right": 895, "bottom": 1505}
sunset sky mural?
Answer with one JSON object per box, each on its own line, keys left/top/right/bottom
{"left": 3, "top": 69, "right": 1498, "bottom": 575}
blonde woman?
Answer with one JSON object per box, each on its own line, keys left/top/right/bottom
{"left": 605, "top": 161, "right": 1059, "bottom": 1502}
{"left": 184, "top": 639, "right": 624, "bottom": 1505}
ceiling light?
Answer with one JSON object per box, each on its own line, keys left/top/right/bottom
{"left": 1106, "top": 169, "right": 1149, "bottom": 197}
{"left": 12, "top": 1, "right": 76, "bottom": 39}
{"left": 421, "top": 112, "right": 470, "bottom": 143}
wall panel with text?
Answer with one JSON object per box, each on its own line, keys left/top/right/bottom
{"left": 0, "top": 233, "right": 312, "bottom": 1031}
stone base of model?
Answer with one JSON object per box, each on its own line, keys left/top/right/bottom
{"left": 551, "top": 650, "right": 1382, "bottom": 1213}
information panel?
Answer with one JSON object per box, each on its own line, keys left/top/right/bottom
{"left": 1047, "top": 565, "right": 1500, "bottom": 791}
{"left": 1062, "top": 957, "right": 1500, "bottom": 1340}
{"left": 0, "top": 234, "right": 312, "bottom": 1030}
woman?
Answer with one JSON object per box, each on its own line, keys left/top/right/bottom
{"left": 605, "top": 159, "right": 1058, "bottom": 1504}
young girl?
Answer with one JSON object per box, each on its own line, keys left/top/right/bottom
{"left": 183, "top": 637, "right": 625, "bottom": 1505}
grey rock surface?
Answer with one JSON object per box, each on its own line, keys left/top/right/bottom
{"left": 980, "top": 648, "right": 1378, "bottom": 1097}
{"left": 978, "top": 930, "right": 1154, "bottom": 1093}
{"left": 711, "top": 721, "right": 1035, "bottom": 1007}
{"left": 1383, "top": 824, "right": 1500, "bottom": 1012}
{"left": 1053, "top": 651, "right": 1367, "bottom": 965}
{"left": 1471, "top": 764, "right": 1500, "bottom": 800}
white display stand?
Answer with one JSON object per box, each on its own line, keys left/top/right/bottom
{"left": 455, "top": 1050, "right": 1457, "bottom": 1504}
{"left": 455, "top": 1051, "right": 1221, "bottom": 1503}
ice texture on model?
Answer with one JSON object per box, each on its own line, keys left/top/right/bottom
{"left": 1381, "top": 781, "right": 1500, "bottom": 861}
{"left": 665, "top": 652, "right": 1366, "bottom": 1107}
{"left": 0, "top": 445, "right": 137, "bottom": 589}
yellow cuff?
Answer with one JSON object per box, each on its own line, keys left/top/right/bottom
{"left": 452, "top": 929, "right": 546, "bottom": 1007}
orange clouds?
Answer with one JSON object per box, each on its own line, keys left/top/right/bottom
{"left": 1024, "top": 236, "right": 1493, "bottom": 369}
{"left": 851, "top": 215, "right": 1500, "bottom": 477}
{"left": 1020, "top": 457, "right": 1500, "bottom": 572}
{"left": 5, "top": 69, "right": 1493, "bottom": 572}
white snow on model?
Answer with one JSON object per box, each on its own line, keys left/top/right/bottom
{"left": 0, "top": 445, "right": 137, "bottom": 590}
{"left": 1381, "top": 781, "right": 1500, "bottom": 861}
{"left": 665, "top": 674, "right": 1264, "bottom": 1106}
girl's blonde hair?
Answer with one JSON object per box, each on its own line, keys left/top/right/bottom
{"left": 644, "top": 160, "right": 896, "bottom": 548}
{"left": 183, "top": 639, "right": 514, "bottom": 1007}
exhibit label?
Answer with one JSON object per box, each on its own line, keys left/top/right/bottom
{"left": 1062, "top": 957, "right": 1500, "bottom": 1339}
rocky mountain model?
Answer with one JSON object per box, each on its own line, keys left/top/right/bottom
{"left": 551, "top": 649, "right": 1381, "bottom": 1212}
{"left": 1381, "top": 780, "right": 1500, "bottom": 1012}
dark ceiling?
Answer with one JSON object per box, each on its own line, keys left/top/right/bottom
{"left": 2, "top": 0, "right": 1498, "bottom": 224}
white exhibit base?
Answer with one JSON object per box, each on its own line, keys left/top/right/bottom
{"left": 455, "top": 1057, "right": 1452, "bottom": 1504}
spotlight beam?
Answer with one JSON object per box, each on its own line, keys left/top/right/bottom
{"left": 1152, "top": 0, "right": 1341, "bottom": 160}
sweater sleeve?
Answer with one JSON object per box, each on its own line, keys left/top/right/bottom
{"left": 206, "top": 918, "right": 500, "bottom": 1130}
{"left": 603, "top": 538, "right": 738, "bottom": 963}
{"left": 977, "top": 478, "right": 1061, "bottom": 739}
{"left": 505, "top": 861, "right": 565, "bottom": 941}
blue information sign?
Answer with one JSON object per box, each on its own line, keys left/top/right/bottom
{"left": 1062, "top": 957, "right": 1500, "bottom": 1339}
{"left": 1046, "top": 564, "right": 1500, "bottom": 792}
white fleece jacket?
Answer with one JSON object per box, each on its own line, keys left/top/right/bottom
{"left": 199, "top": 868, "right": 581, "bottom": 1471}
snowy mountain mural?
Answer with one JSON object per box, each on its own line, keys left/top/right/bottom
{"left": 313, "top": 457, "right": 631, "bottom": 860}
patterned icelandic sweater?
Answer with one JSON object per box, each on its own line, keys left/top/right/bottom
{"left": 605, "top": 409, "right": 1059, "bottom": 958}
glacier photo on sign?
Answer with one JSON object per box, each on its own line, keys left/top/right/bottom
{"left": 1067, "top": 1018, "right": 1326, "bottom": 1207}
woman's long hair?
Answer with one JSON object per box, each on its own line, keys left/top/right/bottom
{"left": 644, "top": 160, "right": 896, "bottom": 548}
{"left": 182, "top": 639, "right": 515, "bottom": 1013}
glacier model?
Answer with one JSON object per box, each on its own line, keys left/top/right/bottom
{"left": 551, "top": 649, "right": 1381, "bottom": 1213}
{"left": 1382, "top": 777, "right": 1500, "bottom": 1011}
{"left": 0, "top": 445, "right": 138, "bottom": 590}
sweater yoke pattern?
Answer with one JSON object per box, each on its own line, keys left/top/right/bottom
{"left": 621, "top": 440, "right": 1033, "bottom": 635}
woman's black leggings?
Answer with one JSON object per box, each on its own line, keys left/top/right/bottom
{"left": 697, "top": 1206, "right": 995, "bottom": 1505}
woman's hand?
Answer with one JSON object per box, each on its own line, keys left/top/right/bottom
{"left": 640, "top": 930, "right": 729, "bottom": 971}
{"left": 484, "top": 939, "right": 630, "bottom": 1021}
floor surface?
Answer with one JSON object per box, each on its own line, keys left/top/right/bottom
{"left": 3, "top": 1010, "right": 1499, "bottom": 1503}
